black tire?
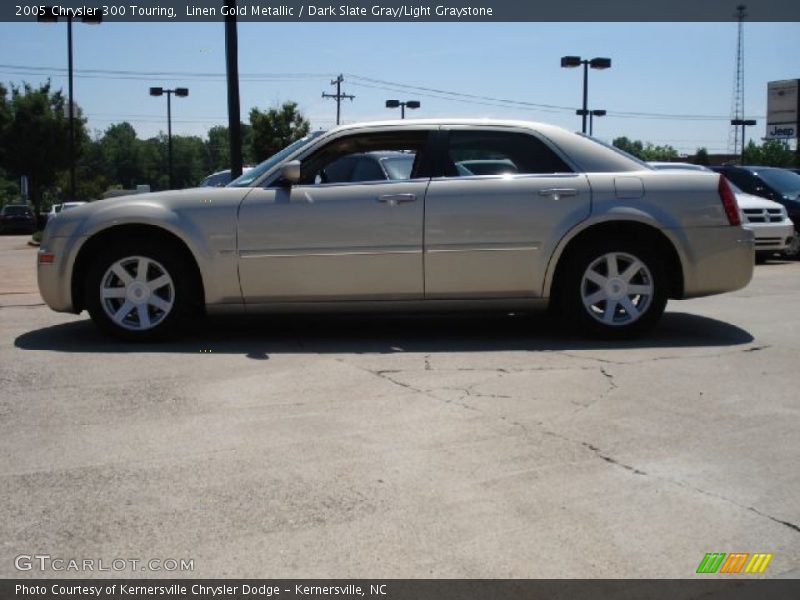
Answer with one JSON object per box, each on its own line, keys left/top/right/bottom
{"left": 781, "top": 228, "right": 800, "bottom": 260}
{"left": 84, "top": 239, "right": 195, "bottom": 341}
{"left": 755, "top": 251, "right": 772, "bottom": 264}
{"left": 556, "top": 240, "right": 668, "bottom": 339}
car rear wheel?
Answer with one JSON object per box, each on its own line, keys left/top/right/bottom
{"left": 84, "top": 241, "right": 193, "bottom": 340}
{"left": 558, "top": 242, "right": 668, "bottom": 338}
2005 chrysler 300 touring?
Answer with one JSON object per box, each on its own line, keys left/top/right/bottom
{"left": 37, "top": 119, "right": 755, "bottom": 340}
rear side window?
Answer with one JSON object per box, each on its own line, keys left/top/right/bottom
{"left": 444, "top": 130, "right": 572, "bottom": 177}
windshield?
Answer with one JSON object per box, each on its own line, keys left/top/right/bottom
{"left": 753, "top": 168, "right": 800, "bottom": 197}
{"left": 228, "top": 131, "right": 325, "bottom": 187}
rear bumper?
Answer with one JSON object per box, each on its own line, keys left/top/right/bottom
{"left": 679, "top": 226, "right": 754, "bottom": 299}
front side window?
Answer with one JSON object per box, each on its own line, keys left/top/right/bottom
{"left": 444, "top": 130, "right": 572, "bottom": 177}
{"left": 295, "top": 131, "right": 430, "bottom": 186}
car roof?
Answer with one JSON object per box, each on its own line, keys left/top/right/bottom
{"left": 330, "top": 118, "right": 567, "bottom": 135}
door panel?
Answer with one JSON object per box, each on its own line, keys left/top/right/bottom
{"left": 238, "top": 180, "right": 427, "bottom": 302}
{"left": 424, "top": 174, "right": 591, "bottom": 297}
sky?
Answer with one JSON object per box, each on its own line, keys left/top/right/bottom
{"left": 0, "top": 20, "right": 798, "bottom": 156}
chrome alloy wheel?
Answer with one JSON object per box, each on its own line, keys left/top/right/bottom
{"left": 580, "top": 252, "right": 654, "bottom": 327}
{"left": 99, "top": 256, "right": 175, "bottom": 331}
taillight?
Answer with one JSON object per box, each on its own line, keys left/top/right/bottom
{"left": 718, "top": 175, "right": 741, "bottom": 226}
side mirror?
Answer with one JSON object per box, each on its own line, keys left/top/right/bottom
{"left": 279, "top": 160, "right": 301, "bottom": 185}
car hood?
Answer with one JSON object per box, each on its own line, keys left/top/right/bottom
{"left": 43, "top": 187, "right": 248, "bottom": 239}
{"left": 734, "top": 192, "right": 785, "bottom": 211}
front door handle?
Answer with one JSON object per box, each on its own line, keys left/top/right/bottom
{"left": 538, "top": 188, "right": 579, "bottom": 200}
{"left": 377, "top": 193, "right": 416, "bottom": 205}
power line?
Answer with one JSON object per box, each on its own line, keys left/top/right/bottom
{"left": 0, "top": 62, "right": 765, "bottom": 122}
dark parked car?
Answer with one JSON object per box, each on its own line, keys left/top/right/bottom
{"left": 710, "top": 166, "right": 800, "bottom": 258}
{"left": 0, "top": 204, "right": 37, "bottom": 234}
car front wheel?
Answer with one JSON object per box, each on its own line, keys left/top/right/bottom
{"left": 84, "top": 241, "right": 192, "bottom": 340}
{"left": 782, "top": 228, "right": 800, "bottom": 260}
{"left": 559, "top": 242, "right": 668, "bottom": 338}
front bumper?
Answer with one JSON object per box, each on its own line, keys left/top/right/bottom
{"left": 679, "top": 225, "right": 754, "bottom": 299}
{"left": 37, "top": 235, "right": 82, "bottom": 313}
{"left": 745, "top": 220, "right": 794, "bottom": 252}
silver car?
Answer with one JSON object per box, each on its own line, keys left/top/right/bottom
{"left": 37, "top": 119, "right": 755, "bottom": 340}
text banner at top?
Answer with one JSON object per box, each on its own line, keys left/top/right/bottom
{"left": 4, "top": 0, "right": 800, "bottom": 22}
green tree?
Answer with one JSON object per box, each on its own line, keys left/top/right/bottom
{"left": 0, "top": 84, "right": 10, "bottom": 172}
{"left": 96, "top": 122, "right": 142, "bottom": 189}
{"left": 205, "top": 123, "right": 256, "bottom": 172}
{"left": 694, "top": 147, "right": 710, "bottom": 166}
{"left": 1, "top": 82, "right": 89, "bottom": 212}
{"left": 139, "top": 136, "right": 169, "bottom": 191}
{"left": 249, "top": 101, "right": 310, "bottom": 162}
{"left": 205, "top": 125, "right": 230, "bottom": 173}
{"left": 171, "top": 135, "right": 208, "bottom": 188}
{"left": 612, "top": 136, "right": 644, "bottom": 158}
{"left": 743, "top": 139, "right": 798, "bottom": 167}
{"left": 612, "top": 136, "right": 679, "bottom": 161}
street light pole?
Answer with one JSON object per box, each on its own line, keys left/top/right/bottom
{"left": 561, "top": 56, "right": 611, "bottom": 134}
{"left": 590, "top": 109, "right": 606, "bottom": 136}
{"left": 66, "top": 16, "right": 75, "bottom": 202}
{"left": 385, "top": 100, "right": 421, "bottom": 119}
{"left": 38, "top": 8, "right": 102, "bottom": 202}
{"left": 731, "top": 118, "right": 756, "bottom": 165}
{"left": 167, "top": 91, "right": 172, "bottom": 189}
{"left": 150, "top": 87, "right": 189, "bottom": 189}
{"left": 582, "top": 60, "right": 589, "bottom": 135}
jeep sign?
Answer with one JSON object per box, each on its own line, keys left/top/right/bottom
{"left": 766, "top": 79, "right": 799, "bottom": 140}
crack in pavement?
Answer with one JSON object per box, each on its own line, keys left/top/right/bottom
{"left": 559, "top": 344, "right": 772, "bottom": 366}
{"left": 338, "top": 355, "right": 800, "bottom": 537}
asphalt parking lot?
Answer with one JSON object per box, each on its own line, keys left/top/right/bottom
{"left": 0, "top": 233, "right": 798, "bottom": 579}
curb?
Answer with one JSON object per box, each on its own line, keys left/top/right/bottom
{"left": 27, "top": 240, "right": 40, "bottom": 247}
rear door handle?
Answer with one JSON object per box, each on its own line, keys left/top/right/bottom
{"left": 538, "top": 188, "right": 579, "bottom": 200}
{"left": 377, "top": 193, "right": 416, "bottom": 205}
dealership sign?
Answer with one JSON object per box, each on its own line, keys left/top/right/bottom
{"left": 766, "top": 79, "right": 799, "bottom": 140}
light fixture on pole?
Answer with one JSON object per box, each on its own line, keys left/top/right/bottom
{"left": 561, "top": 56, "right": 611, "bottom": 134}
{"left": 385, "top": 100, "right": 421, "bottom": 119}
{"left": 149, "top": 87, "right": 189, "bottom": 189}
{"left": 38, "top": 6, "right": 102, "bottom": 203}
{"left": 731, "top": 118, "right": 756, "bottom": 165}
{"left": 576, "top": 109, "right": 607, "bottom": 136}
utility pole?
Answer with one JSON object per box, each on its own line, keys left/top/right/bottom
{"left": 322, "top": 74, "right": 355, "bottom": 125}
{"left": 225, "top": 0, "right": 243, "bottom": 179}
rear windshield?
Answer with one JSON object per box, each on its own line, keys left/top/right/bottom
{"left": 381, "top": 155, "right": 415, "bottom": 180}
